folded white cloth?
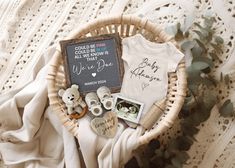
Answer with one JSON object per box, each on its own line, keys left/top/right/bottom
{"left": 78, "top": 117, "right": 143, "bottom": 168}
{"left": 0, "top": 49, "right": 81, "bottom": 168}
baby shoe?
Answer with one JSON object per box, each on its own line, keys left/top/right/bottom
{"left": 85, "top": 92, "right": 103, "bottom": 116}
{"left": 97, "top": 86, "right": 114, "bottom": 110}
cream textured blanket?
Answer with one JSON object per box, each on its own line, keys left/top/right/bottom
{"left": 0, "top": 0, "right": 234, "bottom": 168}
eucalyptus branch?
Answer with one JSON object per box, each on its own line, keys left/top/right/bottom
{"left": 126, "top": 15, "right": 234, "bottom": 168}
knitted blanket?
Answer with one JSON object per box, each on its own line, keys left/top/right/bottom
{"left": 0, "top": 0, "right": 234, "bottom": 167}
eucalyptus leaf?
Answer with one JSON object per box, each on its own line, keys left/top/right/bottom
{"left": 165, "top": 24, "right": 178, "bottom": 36}
{"left": 184, "top": 49, "right": 193, "bottom": 67}
{"left": 190, "top": 112, "right": 203, "bottom": 127}
{"left": 184, "top": 31, "right": 189, "bottom": 38}
{"left": 192, "top": 56, "right": 214, "bottom": 68}
{"left": 191, "top": 61, "right": 210, "bottom": 71}
{"left": 204, "top": 19, "right": 214, "bottom": 28}
{"left": 194, "top": 23, "right": 212, "bottom": 39}
{"left": 177, "top": 22, "right": 181, "bottom": 30}
{"left": 181, "top": 40, "right": 195, "bottom": 51}
{"left": 164, "top": 150, "right": 170, "bottom": 159}
{"left": 186, "top": 66, "right": 203, "bottom": 85}
{"left": 204, "top": 10, "right": 214, "bottom": 18}
{"left": 168, "top": 140, "right": 179, "bottom": 153}
{"left": 144, "top": 147, "right": 155, "bottom": 157}
{"left": 200, "top": 109, "right": 211, "bottom": 122}
{"left": 181, "top": 123, "right": 199, "bottom": 136}
{"left": 201, "top": 77, "right": 218, "bottom": 87}
{"left": 181, "top": 117, "right": 195, "bottom": 127}
{"left": 165, "top": 165, "right": 177, "bottom": 168}
{"left": 190, "top": 106, "right": 210, "bottom": 125}
{"left": 224, "top": 74, "right": 230, "bottom": 85}
{"left": 175, "top": 25, "right": 184, "bottom": 41}
{"left": 209, "top": 52, "right": 219, "bottom": 60}
{"left": 181, "top": 119, "right": 199, "bottom": 138}
{"left": 154, "top": 149, "right": 163, "bottom": 157}
{"left": 215, "top": 36, "right": 224, "bottom": 44}
{"left": 203, "top": 90, "right": 217, "bottom": 110}
{"left": 191, "top": 45, "right": 203, "bottom": 57}
{"left": 141, "top": 158, "right": 150, "bottom": 168}
{"left": 183, "top": 94, "right": 196, "bottom": 110}
{"left": 194, "top": 22, "right": 213, "bottom": 34}
{"left": 187, "top": 134, "right": 198, "bottom": 142}
{"left": 220, "top": 72, "right": 223, "bottom": 82}
{"left": 183, "top": 14, "right": 195, "bottom": 32}
{"left": 148, "top": 139, "right": 160, "bottom": 150}
{"left": 186, "top": 66, "right": 200, "bottom": 76}
{"left": 211, "top": 43, "right": 223, "bottom": 53}
{"left": 205, "top": 31, "right": 213, "bottom": 43}
{"left": 219, "top": 99, "right": 234, "bottom": 117}
{"left": 207, "top": 75, "right": 218, "bottom": 86}
{"left": 175, "top": 151, "right": 190, "bottom": 163}
{"left": 202, "top": 16, "right": 215, "bottom": 28}
{"left": 176, "top": 136, "right": 193, "bottom": 151}
{"left": 201, "top": 67, "right": 211, "bottom": 74}
{"left": 171, "top": 157, "right": 182, "bottom": 168}
{"left": 187, "top": 68, "right": 203, "bottom": 86}
{"left": 180, "top": 109, "right": 190, "bottom": 118}
{"left": 194, "top": 22, "right": 203, "bottom": 29}
{"left": 199, "top": 101, "right": 212, "bottom": 115}
{"left": 188, "top": 84, "right": 199, "bottom": 95}
{"left": 150, "top": 155, "right": 164, "bottom": 167}
{"left": 206, "top": 27, "right": 214, "bottom": 34}
{"left": 193, "top": 30, "right": 205, "bottom": 41}
{"left": 194, "top": 39, "right": 206, "bottom": 53}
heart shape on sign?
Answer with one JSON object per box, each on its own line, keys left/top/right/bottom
{"left": 92, "top": 73, "right": 96, "bottom": 77}
{"left": 90, "top": 111, "right": 118, "bottom": 138}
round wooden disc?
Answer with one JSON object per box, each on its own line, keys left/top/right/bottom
{"left": 69, "top": 106, "right": 88, "bottom": 119}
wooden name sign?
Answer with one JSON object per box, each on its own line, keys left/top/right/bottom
{"left": 60, "top": 34, "right": 123, "bottom": 94}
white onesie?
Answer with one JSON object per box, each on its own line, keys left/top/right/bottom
{"left": 121, "top": 34, "right": 184, "bottom": 116}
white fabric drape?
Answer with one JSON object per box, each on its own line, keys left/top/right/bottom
{"left": 0, "top": 0, "right": 235, "bottom": 168}
{"left": 0, "top": 48, "right": 81, "bottom": 168}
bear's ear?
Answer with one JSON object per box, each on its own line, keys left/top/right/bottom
{"left": 71, "top": 84, "right": 79, "bottom": 90}
{"left": 58, "top": 89, "right": 65, "bottom": 97}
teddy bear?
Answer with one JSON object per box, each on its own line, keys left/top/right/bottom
{"left": 58, "top": 84, "right": 86, "bottom": 115}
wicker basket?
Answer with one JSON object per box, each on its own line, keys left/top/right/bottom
{"left": 47, "top": 15, "right": 187, "bottom": 146}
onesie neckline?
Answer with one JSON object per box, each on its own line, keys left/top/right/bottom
{"left": 131, "top": 34, "right": 169, "bottom": 52}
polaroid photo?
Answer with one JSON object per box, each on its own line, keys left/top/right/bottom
{"left": 113, "top": 95, "right": 144, "bottom": 124}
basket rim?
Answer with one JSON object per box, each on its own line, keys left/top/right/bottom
{"left": 56, "top": 14, "right": 176, "bottom": 51}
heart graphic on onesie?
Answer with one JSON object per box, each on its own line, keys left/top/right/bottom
{"left": 92, "top": 73, "right": 96, "bottom": 77}
{"left": 141, "top": 82, "right": 149, "bottom": 90}
{"left": 90, "top": 111, "right": 118, "bottom": 138}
